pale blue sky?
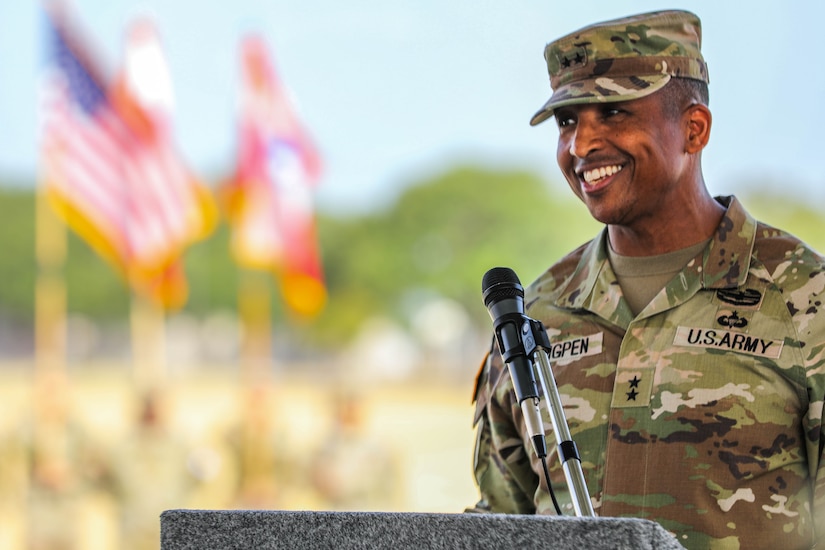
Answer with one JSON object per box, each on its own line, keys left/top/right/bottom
{"left": 1, "top": 1, "right": 822, "bottom": 214}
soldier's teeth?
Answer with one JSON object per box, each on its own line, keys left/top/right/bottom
{"left": 583, "top": 165, "right": 623, "bottom": 184}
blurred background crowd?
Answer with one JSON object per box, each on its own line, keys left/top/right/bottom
{"left": 0, "top": 366, "right": 477, "bottom": 550}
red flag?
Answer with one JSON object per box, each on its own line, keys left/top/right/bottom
{"left": 223, "top": 35, "right": 325, "bottom": 317}
{"left": 40, "top": 4, "right": 216, "bottom": 309}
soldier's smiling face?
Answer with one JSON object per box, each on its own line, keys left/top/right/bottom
{"left": 553, "top": 89, "right": 694, "bottom": 230}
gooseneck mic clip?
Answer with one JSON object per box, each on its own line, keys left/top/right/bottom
{"left": 482, "top": 267, "right": 595, "bottom": 517}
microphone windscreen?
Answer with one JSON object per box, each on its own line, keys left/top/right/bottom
{"left": 482, "top": 267, "right": 523, "bottom": 308}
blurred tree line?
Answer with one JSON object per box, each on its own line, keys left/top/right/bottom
{"left": 0, "top": 167, "right": 823, "bottom": 354}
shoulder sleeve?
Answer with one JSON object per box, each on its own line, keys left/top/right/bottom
{"left": 798, "top": 259, "right": 825, "bottom": 536}
{"left": 763, "top": 235, "right": 825, "bottom": 537}
{"left": 813, "top": 400, "right": 825, "bottom": 536}
{"left": 466, "top": 340, "right": 539, "bottom": 514}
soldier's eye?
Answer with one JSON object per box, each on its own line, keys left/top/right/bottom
{"left": 555, "top": 113, "right": 576, "bottom": 128}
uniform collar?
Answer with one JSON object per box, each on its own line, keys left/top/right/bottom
{"left": 552, "top": 195, "right": 757, "bottom": 315}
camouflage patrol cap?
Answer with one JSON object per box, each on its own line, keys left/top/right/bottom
{"left": 530, "top": 10, "right": 709, "bottom": 126}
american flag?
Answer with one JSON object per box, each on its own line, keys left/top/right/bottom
{"left": 223, "top": 35, "right": 325, "bottom": 317}
{"left": 40, "top": 5, "right": 216, "bottom": 308}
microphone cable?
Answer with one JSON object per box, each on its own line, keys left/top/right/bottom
{"left": 540, "top": 454, "right": 562, "bottom": 515}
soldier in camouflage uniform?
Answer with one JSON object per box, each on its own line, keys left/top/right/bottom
{"left": 468, "top": 10, "right": 825, "bottom": 550}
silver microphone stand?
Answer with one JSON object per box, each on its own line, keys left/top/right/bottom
{"left": 528, "top": 319, "right": 595, "bottom": 517}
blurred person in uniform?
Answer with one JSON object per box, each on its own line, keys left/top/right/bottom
{"left": 308, "top": 390, "right": 399, "bottom": 511}
{"left": 0, "top": 422, "right": 27, "bottom": 549}
{"left": 26, "top": 401, "right": 77, "bottom": 550}
{"left": 24, "top": 376, "right": 104, "bottom": 550}
{"left": 468, "top": 10, "right": 825, "bottom": 549}
{"left": 225, "top": 385, "right": 294, "bottom": 509}
{"left": 104, "top": 389, "right": 199, "bottom": 550}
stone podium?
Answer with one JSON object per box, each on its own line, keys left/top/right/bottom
{"left": 160, "top": 509, "right": 685, "bottom": 549}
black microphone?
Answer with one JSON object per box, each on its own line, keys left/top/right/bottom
{"left": 482, "top": 267, "right": 547, "bottom": 459}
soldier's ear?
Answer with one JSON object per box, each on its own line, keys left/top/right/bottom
{"left": 685, "top": 103, "right": 711, "bottom": 153}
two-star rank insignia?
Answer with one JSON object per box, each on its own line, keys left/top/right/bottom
{"left": 559, "top": 46, "right": 587, "bottom": 70}
{"left": 626, "top": 375, "right": 641, "bottom": 401}
{"left": 612, "top": 369, "right": 653, "bottom": 408}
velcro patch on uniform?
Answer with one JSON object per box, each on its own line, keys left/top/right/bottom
{"left": 673, "top": 326, "right": 782, "bottom": 359}
{"left": 611, "top": 368, "right": 654, "bottom": 408}
{"left": 546, "top": 332, "right": 603, "bottom": 365}
{"left": 714, "top": 288, "right": 763, "bottom": 309}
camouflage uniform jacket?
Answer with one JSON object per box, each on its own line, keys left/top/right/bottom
{"left": 470, "top": 196, "right": 825, "bottom": 549}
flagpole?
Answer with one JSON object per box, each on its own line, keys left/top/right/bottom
{"left": 32, "top": 184, "right": 72, "bottom": 549}
{"left": 130, "top": 293, "right": 167, "bottom": 393}
{"left": 236, "top": 269, "right": 276, "bottom": 506}
{"left": 238, "top": 269, "right": 272, "bottom": 384}
{"left": 35, "top": 187, "right": 68, "bottom": 390}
